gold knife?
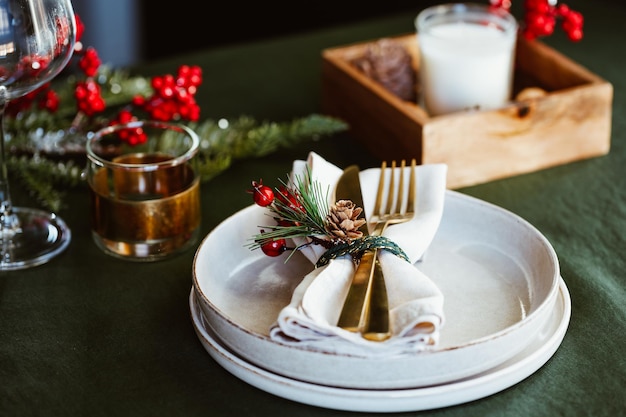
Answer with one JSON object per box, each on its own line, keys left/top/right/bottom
{"left": 334, "top": 165, "right": 390, "bottom": 340}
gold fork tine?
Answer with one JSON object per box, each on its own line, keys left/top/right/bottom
{"left": 396, "top": 160, "right": 406, "bottom": 215}
{"left": 406, "top": 159, "right": 416, "bottom": 215}
{"left": 384, "top": 161, "right": 396, "bottom": 216}
{"left": 373, "top": 161, "right": 386, "bottom": 217}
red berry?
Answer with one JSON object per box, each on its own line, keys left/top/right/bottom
{"left": 261, "top": 239, "right": 287, "bottom": 257}
{"left": 565, "top": 11, "right": 584, "bottom": 27}
{"left": 525, "top": 0, "right": 549, "bottom": 14}
{"left": 556, "top": 4, "right": 570, "bottom": 17}
{"left": 489, "top": 0, "right": 511, "bottom": 10}
{"left": 249, "top": 180, "right": 274, "bottom": 207}
{"left": 74, "top": 79, "right": 105, "bottom": 116}
{"left": 565, "top": 27, "right": 583, "bottom": 42}
{"left": 39, "top": 89, "right": 59, "bottom": 112}
{"left": 117, "top": 109, "right": 134, "bottom": 123}
{"left": 277, "top": 186, "right": 305, "bottom": 213}
{"left": 75, "top": 14, "right": 85, "bottom": 42}
{"left": 78, "top": 47, "right": 101, "bottom": 77}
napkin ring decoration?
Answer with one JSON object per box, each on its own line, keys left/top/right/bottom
{"left": 315, "top": 235, "right": 408, "bottom": 267}
{"left": 246, "top": 172, "right": 408, "bottom": 266}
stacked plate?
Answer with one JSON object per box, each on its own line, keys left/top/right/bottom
{"left": 191, "top": 190, "right": 571, "bottom": 412}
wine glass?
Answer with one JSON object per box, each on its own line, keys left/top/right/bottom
{"left": 0, "top": 0, "right": 76, "bottom": 270}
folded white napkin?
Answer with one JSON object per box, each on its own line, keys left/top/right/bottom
{"left": 269, "top": 152, "right": 447, "bottom": 358}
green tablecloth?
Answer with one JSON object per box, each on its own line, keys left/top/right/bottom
{"left": 2, "top": 0, "right": 625, "bottom": 415}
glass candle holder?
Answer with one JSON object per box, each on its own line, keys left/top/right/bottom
{"left": 86, "top": 121, "right": 201, "bottom": 261}
{"left": 415, "top": 3, "right": 518, "bottom": 116}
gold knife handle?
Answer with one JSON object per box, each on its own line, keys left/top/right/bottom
{"left": 363, "top": 256, "right": 391, "bottom": 341}
{"left": 336, "top": 250, "right": 376, "bottom": 332}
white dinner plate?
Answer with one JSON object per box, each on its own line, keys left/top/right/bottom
{"left": 190, "top": 279, "right": 570, "bottom": 413}
{"left": 193, "top": 190, "right": 561, "bottom": 389}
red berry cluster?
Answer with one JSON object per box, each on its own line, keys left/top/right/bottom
{"left": 78, "top": 47, "right": 101, "bottom": 77}
{"left": 523, "top": 0, "right": 583, "bottom": 41}
{"left": 74, "top": 79, "right": 105, "bottom": 116}
{"left": 7, "top": 14, "right": 102, "bottom": 116}
{"left": 6, "top": 82, "right": 58, "bottom": 115}
{"left": 6, "top": 14, "right": 204, "bottom": 148}
{"left": 69, "top": 16, "right": 106, "bottom": 117}
{"left": 131, "top": 65, "right": 202, "bottom": 122}
{"left": 248, "top": 180, "right": 305, "bottom": 257}
{"left": 107, "top": 64, "right": 202, "bottom": 145}
{"left": 490, "top": 0, "right": 583, "bottom": 42}
{"left": 108, "top": 110, "right": 147, "bottom": 145}
{"left": 39, "top": 88, "right": 60, "bottom": 112}
{"left": 3, "top": 55, "right": 56, "bottom": 117}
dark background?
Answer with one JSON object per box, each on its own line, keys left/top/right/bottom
{"left": 74, "top": 0, "right": 532, "bottom": 66}
{"left": 138, "top": 1, "right": 431, "bottom": 61}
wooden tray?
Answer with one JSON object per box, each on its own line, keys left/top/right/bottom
{"left": 321, "top": 34, "right": 613, "bottom": 189}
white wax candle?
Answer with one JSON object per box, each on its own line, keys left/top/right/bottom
{"left": 417, "top": 16, "right": 517, "bottom": 116}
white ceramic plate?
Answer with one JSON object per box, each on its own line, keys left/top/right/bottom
{"left": 193, "top": 190, "right": 560, "bottom": 389}
{"left": 190, "top": 279, "right": 570, "bottom": 413}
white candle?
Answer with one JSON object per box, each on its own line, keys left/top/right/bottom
{"left": 416, "top": 4, "right": 518, "bottom": 116}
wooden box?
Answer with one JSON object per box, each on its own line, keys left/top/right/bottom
{"left": 321, "top": 34, "right": 613, "bottom": 189}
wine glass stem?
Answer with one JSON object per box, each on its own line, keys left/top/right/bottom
{"left": 0, "top": 87, "right": 20, "bottom": 236}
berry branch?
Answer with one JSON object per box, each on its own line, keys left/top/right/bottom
{"left": 490, "top": 0, "right": 584, "bottom": 41}
{"left": 247, "top": 171, "right": 331, "bottom": 258}
{"left": 3, "top": 14, "right": 349, "bottom": 211}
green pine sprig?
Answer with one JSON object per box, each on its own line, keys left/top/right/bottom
{"left": 6, "top": 155, "right": 84, "bottom": 211}
{"left": 5, "top": 114, "right": 348, "bottom": 211}
{"left": 189, "top": 114, "right": 348, "bottom": 182}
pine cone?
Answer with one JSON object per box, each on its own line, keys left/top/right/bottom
{"left": 352, "top": 38, "right": 417, "bottom": 102}
{"left": 326, "top": 200, "right": 367, "bottom": 240}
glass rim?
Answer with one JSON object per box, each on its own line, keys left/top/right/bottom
{"left": 415, "top": 2, "right": 518, "bottom": 35}
{"left": 86, "top": 120, "right": 200, "bottom": 171}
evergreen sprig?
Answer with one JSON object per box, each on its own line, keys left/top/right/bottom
{"left": 190, "top": 114, "right": 348, "bottom": 182}
{"left": 7, "top": 155, "right": 84, "bottom": 211}
{"left": 5, "top": 113, "right": 348, "bottom": 211}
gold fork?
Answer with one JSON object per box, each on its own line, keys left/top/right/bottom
{"left": 337, "top": 159, "right": 417, "bottom": 341}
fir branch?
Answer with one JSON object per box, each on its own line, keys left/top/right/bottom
{"left": 186, "top": 114, "right": 348, "bottom": 182}
{"left": 4, "top": 114, "right": 348, "bottom": 210}
{"left": 6, "top": 155, "right": 84, "bottom": 211}
{"left": 193, "top": 114, "right": 348, "bottom": 159}
{"left": 288, "top": 169, "right": 330, "bottom": 230}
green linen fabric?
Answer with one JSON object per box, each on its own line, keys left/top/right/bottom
{"left": 1, "top": 0, "right": 625, "bottom": 415}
